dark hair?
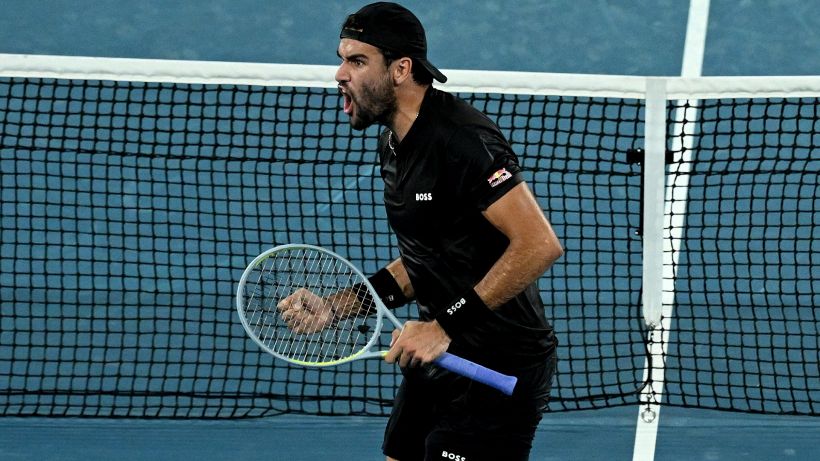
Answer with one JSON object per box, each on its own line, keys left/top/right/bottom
{"left": 381, "top": 49, "right": 434, "bottom": 86}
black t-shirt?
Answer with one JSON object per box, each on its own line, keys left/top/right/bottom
{"left": 378, "top": 86, "right": 556, "bottom": 371}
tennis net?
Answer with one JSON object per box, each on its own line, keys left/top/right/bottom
{"left": 661, "top": 96, "right": 819, "bottom": 415}
{"left": 0, "top": 55, "right": 817, "bottom": 418}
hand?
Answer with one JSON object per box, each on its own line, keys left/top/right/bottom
{"left": 277, "top": 288, "right": 334, "bottom": 334}
{"left": 384, "top": 320, "right": 451, "bottom": 368}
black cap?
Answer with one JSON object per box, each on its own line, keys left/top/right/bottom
{"left": 340, "top": 2, "right": 447, "bottom": 83}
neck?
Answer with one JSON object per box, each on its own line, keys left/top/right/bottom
{"left": 389, "top": 83, "right": 428, "bottom": 143}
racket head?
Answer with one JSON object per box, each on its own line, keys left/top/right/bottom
{"left": 236, "top": 244, "right": 387, "bottom": 367}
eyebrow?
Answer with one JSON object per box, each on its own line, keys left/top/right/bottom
{"left": 337, "top": 50, "right": 369, "bottom": 62}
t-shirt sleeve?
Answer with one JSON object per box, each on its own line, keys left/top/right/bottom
{"left": 447, "top": 126, "right": 523, "bottom": 211}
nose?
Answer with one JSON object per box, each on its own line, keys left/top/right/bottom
{"left": 335, "top": 62, "right": 349, "bottom": 84}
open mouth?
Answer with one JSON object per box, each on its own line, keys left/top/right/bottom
{"left": 339, "top": 87, "right": 353, "bottom": 115}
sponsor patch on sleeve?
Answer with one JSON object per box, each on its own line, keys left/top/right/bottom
{"left": 487, "top": 168, "right": 512, "bottom": 188}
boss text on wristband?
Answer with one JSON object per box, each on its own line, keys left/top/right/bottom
{"left": 434, "top": 288, "right": 490, "bottom": 338}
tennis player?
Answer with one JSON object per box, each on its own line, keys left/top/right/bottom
{"left": 335, "top": 3, "right": 563, "bottom": 460}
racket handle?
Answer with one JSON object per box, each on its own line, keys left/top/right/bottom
{"left": 434, "top": 352, "right": 517, "bottom": 396}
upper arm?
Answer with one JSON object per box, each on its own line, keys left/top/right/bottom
{"left": 482, "top": 182, "right": 563, "bottom": 259}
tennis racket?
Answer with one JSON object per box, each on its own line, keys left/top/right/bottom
{"left": 236, "top": 243, "right": 517, "bottom": 396}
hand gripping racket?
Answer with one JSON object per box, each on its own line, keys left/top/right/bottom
{"left": 236, "top": 243, "right": 517, "bottom": 395}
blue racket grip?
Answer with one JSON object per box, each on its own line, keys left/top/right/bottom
{"left": 433, "top": 352, "right": 517, "bottom": 396}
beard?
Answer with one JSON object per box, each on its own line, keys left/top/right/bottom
{"left": 348, "top": 72, "right": 397, "bottom": 130}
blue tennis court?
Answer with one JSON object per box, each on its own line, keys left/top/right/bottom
{"left": 2, "top": 408, "right": 819, "bottom": 460}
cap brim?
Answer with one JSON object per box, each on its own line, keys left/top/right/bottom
{"left": 418, "top": 58, "right": 447, "bottom": 83}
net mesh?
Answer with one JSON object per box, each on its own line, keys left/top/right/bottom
{"left": 0, "top": 70, "right": 816, "bottom": 418}
{"left": 662, "top": 98, "right": 819, "bottom": 414}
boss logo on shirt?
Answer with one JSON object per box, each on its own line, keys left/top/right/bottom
{"left": 441, "top": 451, "right": 467, "bottom": 461}
{"left": 415, "top": 192, "right": 433, "bottom": 201}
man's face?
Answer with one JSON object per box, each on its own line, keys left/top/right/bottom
{"left": 335, "top": 38, "right": 397, "bottom": 130}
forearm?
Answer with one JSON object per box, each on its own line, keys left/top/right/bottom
{"left": 384, "top": 257, "right": 415, "bottom": 300}
{"left": 474, "top": 235, "right": 562, "bottom": 309}
{"left": 473, "top": 182, "right": 563, "bottom": 309}
{"left": 321, "top": 258, "right": 413, "bottom": 320}
{"left": 324, "top": 286, "right": 371, "bottom": 320}
{"left": 349, "top": 257, "right": 415, "bottom": 312}
{"left": 316, "top": 259, "right": 413, "bottom": 321}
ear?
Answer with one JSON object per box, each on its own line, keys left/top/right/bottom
{"left": 392, "top": 57, "right": 414, "bottom": 85}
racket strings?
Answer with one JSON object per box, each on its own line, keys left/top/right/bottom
{"left": 242, "top": 247, "right": 378, "bottom": 364}
{"left": 302, "top": 250, "right": 373, "bottom": 362}
{"left": 321, "top": 255, "right": 373, "bottom": 361}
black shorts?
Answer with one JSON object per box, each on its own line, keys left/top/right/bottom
{"left": 382, "top": 352, "right": 557, "bottom": 461}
